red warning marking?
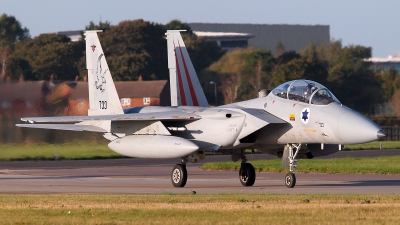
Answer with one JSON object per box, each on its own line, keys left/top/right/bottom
{"left": 173, "top": 42, "right": 186, "bottom": 105}
{"left": 177, "top": 40, "right": 199, "bottom": 106}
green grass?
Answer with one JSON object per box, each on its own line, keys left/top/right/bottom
{"left": 0, "top": 141, "right": 398, "bottom": 161}
{"left": 0, "top": 194, "right": 399, "bottom": 224}
{"left": 0, "top": 143, "right": 125, "bottom": 161}
{"left": 344, "top": 141, "right": 400, "bottom": 150}
{"left": 202, "top": 156, "right": 400, "bottom": 174}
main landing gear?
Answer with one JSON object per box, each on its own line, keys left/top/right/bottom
{"left": 239, "top": 149, "right": 256, "bottom": 186}
{"left": 171, "top": 157, "right": 188, "bottom": 187}
{"left": 283, "top": 143, "right": 301, "bottom": 188}
{"left": 171, "top": 150, "right": 257, "bottom": 188}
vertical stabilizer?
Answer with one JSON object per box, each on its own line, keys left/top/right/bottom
{"left": 85, "top": 31, "right": 123, "bottom": 116}
{"left": 166, "top": 30, "right": 209, "bottom": 107}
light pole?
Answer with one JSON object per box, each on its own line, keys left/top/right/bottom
{"left": 210, "top": 81, "right": 217, "bottom": 106}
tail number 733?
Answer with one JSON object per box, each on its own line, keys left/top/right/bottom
{"left": 99, "top": 101, "right": 107, "bottom": 109}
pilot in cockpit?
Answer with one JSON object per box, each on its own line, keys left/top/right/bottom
{"left": 304, "top": 83, "right": 317, "bottom": 99}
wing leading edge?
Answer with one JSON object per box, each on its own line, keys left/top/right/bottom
{"left": 16, "top": 124, "right": 107, "bottom": 132}
{"left": 19, "top": 111, "right": 201, "bottom": 123}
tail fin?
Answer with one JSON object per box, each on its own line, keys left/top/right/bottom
{"left": 166, "top": 30, "right": 209, "bottom": 107}
{"left": 85, "top": 31, "right": 123, "bottom": 116}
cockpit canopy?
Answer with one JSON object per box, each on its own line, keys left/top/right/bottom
{"left": 271, "top": 80, "right": 340, "bottom": 105}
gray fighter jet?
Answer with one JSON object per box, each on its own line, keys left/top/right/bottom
{"left": 16, "top": 30, "right": 384, "bottom": 188}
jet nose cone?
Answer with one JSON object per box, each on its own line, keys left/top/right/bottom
{"left": 377, "top": 130, "right": 385, "bottom": 139}
{"left": 338, "top": 110, "right": 382, "bottom": 144}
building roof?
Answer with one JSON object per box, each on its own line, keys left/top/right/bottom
{"left": 0, "top": 82, "right": 48, "bottom": 102}
{"left": 193, "top": 31, "right": 254, "bottom": 40}
{"left": 366, "top": 56, "right": 400, "bottom": 63}
{"left": 189, "top": 23, "right": 330, "bottom": 53}
{"left": 115, "top": 80, "right": 169, "bottom": 98}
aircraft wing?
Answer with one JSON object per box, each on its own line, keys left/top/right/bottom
{"left": 19, "top": 111, "right": 201, "bottom": 123}
{"left": 16, "top": 124, "right": 107, "bottom": 132}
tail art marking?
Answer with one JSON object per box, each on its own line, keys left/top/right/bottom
{"left": 95, "top": 54, "right": 107, "bottom": 93}
{"left": 85, "top": 30, "right": 123, "bottom": 116}
{"left": 177, "top": 40, "right": 199, "bottom": 106}
{"left": 174, "top": 44, "right": 187, "bottom": 105}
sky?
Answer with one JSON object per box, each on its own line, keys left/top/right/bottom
{"left": 2, "top": 0, "right": 399, "bottom": 58}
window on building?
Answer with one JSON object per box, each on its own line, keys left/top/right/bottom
{"left": 121, "top": 98, "right": 131, "bottom": 107}
{"left": 143, "top": 97, "right": 151, "bottom": 105}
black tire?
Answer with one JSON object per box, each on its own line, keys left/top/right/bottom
{"left": 171, "top": 164, "right": 187, "bottom": 187}
{"left": 239, "top": 163, "right": 256, "bottom": 186}
{"left": 285, "top": 172, "right": 296, "bottom": 188}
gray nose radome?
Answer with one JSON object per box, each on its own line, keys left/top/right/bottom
{"left": 337, "top": 111, "right": 382, "bottom": 144}
{"left": 377, "top": 130, "right": 385, "bottom": 139}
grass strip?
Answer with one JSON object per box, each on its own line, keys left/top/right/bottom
{"left": 202, "top": 156, "right": 400, "bottom": 174}
{"left": 0, "top": 144, "right": 125, "bottom": 161}
{"left": 344, "top": 141, "right": 400, "bottom": 150}
{"left": 0, "top": 141, "right": 398, "bottom": 161}
{"left": 0, "top": 194, "right": 399, "bottom": 225}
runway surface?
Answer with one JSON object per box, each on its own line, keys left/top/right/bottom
{"left": 0, "top": 150, "right": 399, "bottom": 194}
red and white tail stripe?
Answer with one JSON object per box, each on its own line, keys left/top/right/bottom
{"left": 166, "top": 30, "right": 209, "bottom": 107}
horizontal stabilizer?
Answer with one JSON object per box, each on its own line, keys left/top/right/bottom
{"left": 21, "top": 111, "right": 201, "bottom": 123}
{"left": 16, "top": 124, "right": 107, "bottom": 132}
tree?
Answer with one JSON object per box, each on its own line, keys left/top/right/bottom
{"left": 91, "top": 19, "right": 224, "bottom": 81}
{"left": 274, "top": 40, "right": 285, "bottom": 58}
{"left": 0, "top": 13, "right": 30, "bottom": 81}
{"left": 271, "top": 56, "right": 328, "bottom": 87}
{"left": 85, "top": 20, "right": 111, "bottom": 32}
{"left": 392, "top": 89, "right": 400, "bottom": 117}
{"left": 208, "top": 49, "right": 247, "bottom": 104}
{"left": 11, "top": 33, "right": 82, "bottom": 80}
{"left": 96, "top": 19, "right": 167, "bottom": 81}
{"left": 325, "top": 45, "right": 382, "bottom": 112}
{"left": 5, "top": 57, "right": 34, "bottom": 80}
{"left": 379, "top": 69, "right": 400, "bottom": 101}
{"left": 164, "top": 20, "right": 193, "bottom": 34}
{"left": 243, "top": 49, "right": 275, "bottom": 95}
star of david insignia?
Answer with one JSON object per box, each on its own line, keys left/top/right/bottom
{"left": 301, "top": 108, "right": 310, "bottom": 124}
{"left": 91, "top": 45, "right": 96, "bottom": 52}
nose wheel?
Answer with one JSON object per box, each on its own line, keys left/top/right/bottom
{"left": 285, "top": 172, "right": 296, "bottom": 188}
{"left": 282, "top": 143, "right": 301, "bottom": 188}
{"left": 171, "top": 164, "right": 187, "bottom": 187}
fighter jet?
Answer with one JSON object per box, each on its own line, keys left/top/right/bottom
{"left": 16, "top": 30, "right": 385, "bottom": 188}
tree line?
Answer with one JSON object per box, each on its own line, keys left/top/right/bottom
{"left": 1, "top": 13, "right": 399, "bottom": 115}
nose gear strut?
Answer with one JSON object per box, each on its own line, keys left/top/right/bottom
{"left": 282, "top": 143, "right": 301, "bottom": 188}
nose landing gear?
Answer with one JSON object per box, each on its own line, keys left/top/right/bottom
{"left": 282, "top": 143, "right": 301, "bottom": 188}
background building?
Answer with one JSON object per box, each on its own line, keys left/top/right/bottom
{"left": 366, "top": 56, "right": 400, "bottom": 73}
{"left": 190, "top": 23, "right": 330, "bottom": 54}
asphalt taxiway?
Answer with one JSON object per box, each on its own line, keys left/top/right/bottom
{"left": 0, "top": 150, "right": 399, "bottom": 194}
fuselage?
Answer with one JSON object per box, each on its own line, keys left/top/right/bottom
{"left": 121, "top": 90, "right": 382, "bottom": 154}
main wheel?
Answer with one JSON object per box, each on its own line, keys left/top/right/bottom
{"left": 171, "top": 164, "right": 187, "bottom": 187}
{"left": 285, "top": 172, "right": 296, "bottom": 188}
{"left": 239, "top": 163, "right": 256, "bottom": 186}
